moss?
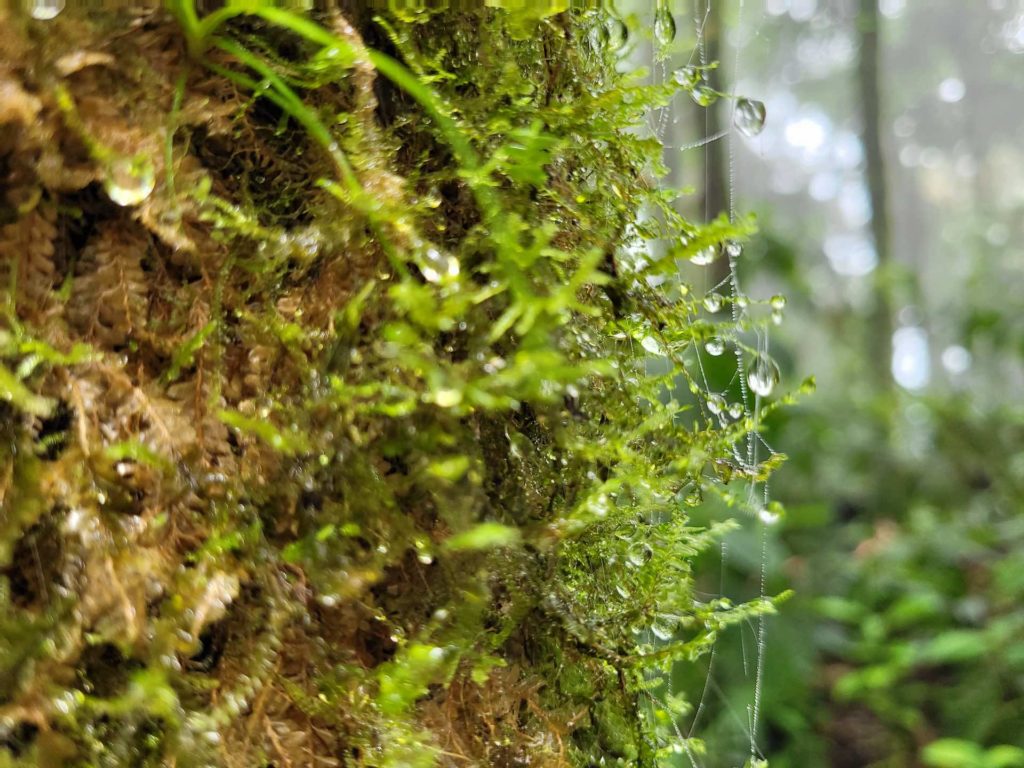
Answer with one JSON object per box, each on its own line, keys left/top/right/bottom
{"left": 0, "top": 3, "right": 781, "bottom": 766}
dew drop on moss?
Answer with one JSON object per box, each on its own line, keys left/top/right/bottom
{"left": 672, "top": 66, "right": 700, "bottom": 88}
{"left": 758, "top": 506, "right": 782, "bottom": 525}
{"left": 707, "top": 394, "right": 726, "bottom": 415}
{"left": 104, "top": 156, "right": 155, "bottom": 207}
{"left": 734, "top": 97, "right": 767, "bottom": 137}
{"left": 704, "top": 337, "right": 725, "bottom": 356}
{"left": 690, "top": 246, "right": 716, "bottom": 266}
{"left": 747, "top": 353, "right": 781, "bottom": 397}
{"left": 691, "top": 83, "right": 717, "bottom": 107}
{"left": 640, "top": 336, "right": 663, "bottom": 355}
{"left": 419, "top": 247, "right": 460, "bottom": 283}
{"left": 626, "top": 542, "right": 654, "bottom": 567}
{"left": 650, "top": 615, "right": 677, "bottom": 641}
{"left": 653, "top": 5, "right": 676, "bottom": 45}
{"left": 703, "top": 293, "right": 723, "bottom": 313}
{"left": 30, "top": 0, "right": 63, "bottom": 19}
{"left": 606, "top": 17, "right": 628, "bottom": 50}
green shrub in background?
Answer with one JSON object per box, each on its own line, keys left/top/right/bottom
{"left": 689, "top": 228, "right": 1024, "bottom": 767}
{"left": 0, "top": 4, "right": 782, "bottom": 766}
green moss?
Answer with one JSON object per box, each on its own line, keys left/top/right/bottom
{"left": 0, "top": 4, "right": 783, "bottom": 766}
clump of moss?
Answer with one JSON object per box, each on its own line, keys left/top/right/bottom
{"left": 0, "top": 4, "right": 781, "bottom": 766}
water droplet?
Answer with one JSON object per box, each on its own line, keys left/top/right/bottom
{"left": 30, "top": 0, "right": 64, "bottom": 19}
{"left": 707, "top": 393, "right": 726, "bottom": 415}
{"left": 672, "top": 66, "right": 700, "bottom": 88}
{"left": 640, "top": 335, "right": 664, "bottom": 355}
{"left": 771, "top": 309, "right": 784, "bottom": 326}
{"left": 104, "top": 156, "right": 155, "bottom": 206}
{"left": 734, "top": 98, "right": 767, "bottom": 137}
{"left": 691, "top": 83, "right": 717, "bottom": 107}
{"left": 770, "top": 294, "right": 787, "bottom": 310}
{"left": 419, "top": 247, "right": 459, "bottom": 284}
{"left": 758, "top": 505, "right": 783, "bottom": 526}
{"left": 627, "top": 542, "right": 654, "bottom": 567}
{"left": 725, "top": 240, "right": 742, "bottom": 259}
{"left": 689, "top": 246, "right": 716, "bottom": 266}
{"left": 703, "top": 293, "right": 723, "bottom": 313}
{"left": 653, "top": 5, "right": 676, "bottom": 45}
{"left": 434, "top": 388, "right": 462, "bottom": 407}
{"left": 746, "top": 353, "right": 780, "bottom": 397}
{"left": 589, "top": 21, "right": 610, "bottom": 51}
{"left": 735, "top": 295, "right": 749, "bottom": 309}
{"left": 606, "top": 17, "right": 628, "bottom": 51}
{"left": 727, "top": 402, "right": 744, "bottom": 420}
{"left": 650, "top": 615, "right": 677, "bottom": 641}
{"left": 704, "top": 337, "right": 725, "bottom": 356}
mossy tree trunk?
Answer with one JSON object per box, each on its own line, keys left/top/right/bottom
{"left": 0, "top": 6, "right": 768, "bottom": 767}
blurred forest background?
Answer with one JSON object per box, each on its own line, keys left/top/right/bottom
{"left": 631, "top": 0, "right": 1024, "bottom": 766}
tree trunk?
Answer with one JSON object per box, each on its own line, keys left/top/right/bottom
{"left": 857, "top": 0, "right": 895, "bottom": 391}
{"left": 0, "top": 6, "right": 759, "bottom": 767}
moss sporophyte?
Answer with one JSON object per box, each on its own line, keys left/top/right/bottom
{"left": 0, "top": 4, "right": 786, "bottom": 766}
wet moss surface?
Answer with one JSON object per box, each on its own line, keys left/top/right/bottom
{"left": 0, "top": 4, "right": 777, "bottom": 766}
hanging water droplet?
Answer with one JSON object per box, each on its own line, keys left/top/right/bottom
{"left": 627, "top": 542, "right": 654, "bottom": 567}
{"left": 104, "top": 155, "right": 155, "bottom": 207}
{"left": 653, "top": 5, "right": 676, "bottom": 45}
{"left": 771, "top": 309, "right": 784, "bottom": 326}
{"left": 704, "top": 337, "right": 725, "bottom": 356}
{"left": 770, "top": 294, "right": 787, "bottom": 310}
{"left": 727, "top": 402, "right": 744, "bottom": 420}
{"left": 689, "top": 246, "right": 716, "bottom": 266}
{"left": 734, "top": 97, "right": 767, "bottom": 137}
{"left": 691, "top": 83, "right": 717, "bottom": 107}
{"left": 650, "top": 615, "right": 677, "bottom": 641}
{"left": 30, "top": 0, "right": 64, "bottom": 19}
{"left": 606, "top": 16, "right": 628, "bottom": 51}
{"left": 418, "top": 246, "right": 460, "bottom": 284}
{"left": 640, "top": 335, "right": 664, "bottom": 355}
{"left": 703, "top": 292, "right": 723, "bottom": 313}
{"left": 735, "top": 294, "right": 749, "bottom": 310}
{"left": 707, "top": 393, "right": 726, "bottom": 415}
{"left": 725, "top": 240, "right": 742, "bottom": 259}
{"left": 589, "top": 21, "right": 610, "bottom": 51}
{"left": 672, "top": 66, "right": 700, "bottom": 88}
{"left": 758, "top": 503, "right": 784, "bottom": 526}
{"left": 747, "top": 353, "right": 781, "bottom": 397}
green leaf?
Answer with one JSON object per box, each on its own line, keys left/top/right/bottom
{"left": 217, "top": 409, "right": 310, "bottom": 456}
{"left": 917, "top": 630, "right": 988, "bottom": 665}
{"left": 164, "top": 320, "right": 217, "bottom": 384}
{"left": 444, "top": 522, "right": 522, "bottom": 552}
{"left": 987, "top": 746, "right": 1024, "bottom": 768}
{"left": 0, "top": 363, "right": 53, "bottom": 417}
{"left": 922, "top": 739, "right": 986, "bottom": 768}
